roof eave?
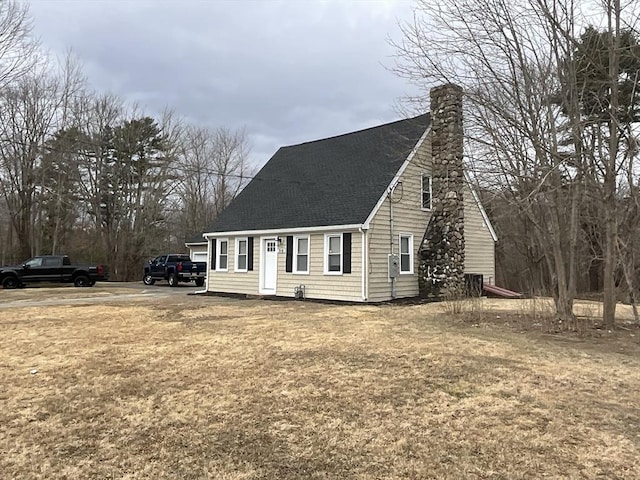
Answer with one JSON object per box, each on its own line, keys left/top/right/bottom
{"left": 203, "top": 223, "right": 364, "bottom": 239}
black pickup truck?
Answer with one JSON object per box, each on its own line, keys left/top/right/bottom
{"left": 143, "top": 254, "right": 207, "bottom": 287}
{"left": 0, "top": 255, "right": 108, "bottom": 289}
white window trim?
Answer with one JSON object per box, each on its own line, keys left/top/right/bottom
{"left": 421, "top": 173, "right": 432, "bottom": 211}
{"left": 234, "top": 237, "right": 248, "bottom": 273}
{"left": 293, "top": 235, "right": 310, "bottom": 274}
{"left": 399, "top": 233, "right": 414, "bottom": 274}
{"left": 217, "top": 238, "right": 229, "bottom": 271}
{"left": 324, "top": 233, "right": 343, "bottom": 275}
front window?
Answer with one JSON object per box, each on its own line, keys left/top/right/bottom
{"left": 218, "top": 239, "right": 228, "bottom": 270}
{"left": 24, "top": 257, "right": 42, "bottom": 267}
{"left": 325, "top": 234, "right": 342, "bottom": 274}
{"left": 294, "top": 236, "right": 309, "bottom": 274}
{"left": 399, "top": 234, "right": 413, "bottom": 274}
{"left": 236, "top": 238, "right": 248, "bottom": 272}
{"left": 422, "top": 174, "right": 432, "bottom": 210}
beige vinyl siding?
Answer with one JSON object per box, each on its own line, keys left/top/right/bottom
{"left": 367, "top": 135, "right": 432, "bottom": 302}
{"left": 207, "top": 232, "right": 363, "bottom": 301}
{"left": 276, "top": 231, "right": 362, "bottom": 302}
{"left": 208, "top": 238, "right": 259, "bottom": 295}
{"left": 463, "top": 186, "right": 496, "bottom": 285}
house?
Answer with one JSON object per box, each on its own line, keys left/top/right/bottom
{"left": 198, "top": 85, "right": 497, "bottom": 302}
{"left": 185, "top": 232, "right": 207, "bottom": 265}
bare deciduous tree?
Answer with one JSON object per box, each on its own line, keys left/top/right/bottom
{"left": 177, "top": 125, "right": 253, "bottom": 241}
{"left": 0, "top": 54, "right": 84, "bottom": 260}
{"left": 0, "top": 0, "right": 37, "bottom": 90}
{"left": 393, "top": 0, "right": 639, "bottom": 327}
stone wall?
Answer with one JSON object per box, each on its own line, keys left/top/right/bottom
{"left": 419, "top": 84, "right": 465, "bottom": 298}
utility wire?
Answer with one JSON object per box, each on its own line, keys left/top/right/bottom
{"left": 0, "top": 134, "right": 422, "bottom": 189}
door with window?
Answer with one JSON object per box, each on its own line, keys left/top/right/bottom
{"left": 261, "top": 238, "right": 278, "bottom": 293}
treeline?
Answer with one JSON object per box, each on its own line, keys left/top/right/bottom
{"left": 395, "top": 0, "right": 640, "bottom": 327}
{"left": 0, "top": 2, "right": 252, "bottom": 280}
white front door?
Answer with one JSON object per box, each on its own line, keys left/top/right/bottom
{"left": 261, "top": 238, "right": 278, "bottom": 294}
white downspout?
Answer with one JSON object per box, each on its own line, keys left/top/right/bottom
{"left": 359, "top": 226, "right": 368, "bottom": 301}
{"left": 389, "top": 189, "right": 396, "bottom": 299}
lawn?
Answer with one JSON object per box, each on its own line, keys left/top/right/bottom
{"left": 1, "top": 293, "right": 639, "bottom": 479}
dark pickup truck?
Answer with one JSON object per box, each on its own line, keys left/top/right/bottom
{"left": 143, "top": 254, "right": 207, "bottom": 287}
{"left": 0, "top": 255, "right": 108, "bottom": 289}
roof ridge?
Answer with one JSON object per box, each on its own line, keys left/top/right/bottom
{"left": 283, "top": 112, "right": 430, "bottom": 149}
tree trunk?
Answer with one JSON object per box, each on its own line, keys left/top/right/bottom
{"left": 602, "top": 213, "right": 617, "bottom": 328}
{"left": 603, "top": 0, "right": 621, "bottom": 329}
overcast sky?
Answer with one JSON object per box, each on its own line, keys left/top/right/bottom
{"left": 27, "top": 0, "right": 421, "bottom": 167}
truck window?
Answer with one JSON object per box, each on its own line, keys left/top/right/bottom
{"left": 24, "top": 258, "right": 43, "bottom": 267}
{"left": 176, "top": 255, "right": 191, "bottom": 262}
{"left": 62, "top": 256, "right": 71, "bottom": 265}
{"left": 42, "top": 257, "right": 61, "bottom": 267}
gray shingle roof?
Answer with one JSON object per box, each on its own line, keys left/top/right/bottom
{"left": 206, "top": 113, "right": 430, "bottom": 233}
{"left": 185, "top": 232, "right": 206, "bottom": 245}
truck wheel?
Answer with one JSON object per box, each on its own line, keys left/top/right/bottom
{"left": 74, "top": 275, "right": 90, "bottom": 287}
{"left": 195, "top": 278, "right": 205, "bottom": 287}
{"left": 143, "top": 273, "right": 155, "bottom": 285}
{"left": 2, "top": 276, "right": 19, "bottom": 289}
{"left": 168, "top": 273, "right": 178, "bottom": 287}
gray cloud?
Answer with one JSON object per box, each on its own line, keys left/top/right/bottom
{"left": 28, "top": 0, "right": 419, "bottom": 165}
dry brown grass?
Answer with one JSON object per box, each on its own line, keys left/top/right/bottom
{"left": 1, "top": 292, "right": 640, "bottom": 479}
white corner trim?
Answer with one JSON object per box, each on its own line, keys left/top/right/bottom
{"left": 363, "top": 125, "right": 432, "bottom": 229}
{"left": 464, "top": 171, "right": 498, "bottom": 242}
{"left": 204, "top": 236, "right": 212, "bottom": 293}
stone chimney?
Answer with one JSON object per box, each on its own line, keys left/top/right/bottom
{"left": 418, "top": 84, "right": 465, "bottom": 299}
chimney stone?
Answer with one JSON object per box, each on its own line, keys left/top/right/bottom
{"left": 419, "top": 84, "right": 466, "bottom": 299}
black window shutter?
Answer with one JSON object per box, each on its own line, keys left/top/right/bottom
{"left": 343, "top": 233, "right": 352, "bottom": 274}
{"left": 211, "top": 240, "right": 216, "bottom": 270}
{"left": 247, "top": 237, "right": 254, "bottom": 271}
{"left": 285, "top": 236, "right": 294, "bottom": 273}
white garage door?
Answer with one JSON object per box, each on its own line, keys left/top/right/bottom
{"left": 191, "top": 252, "right": 208, "bottom": 263}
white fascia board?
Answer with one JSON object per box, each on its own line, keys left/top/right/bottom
{"left": 363, "top": 126, "right": 432, "bottom": 230}
{"left": 203, "top": 223, "right": 363, "bottom": 239}
{"left": 185, "top": 241, "right": 207, "bottom": 247}
{"left": 464, "top": 171, "right": 498, "bottom": 242}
